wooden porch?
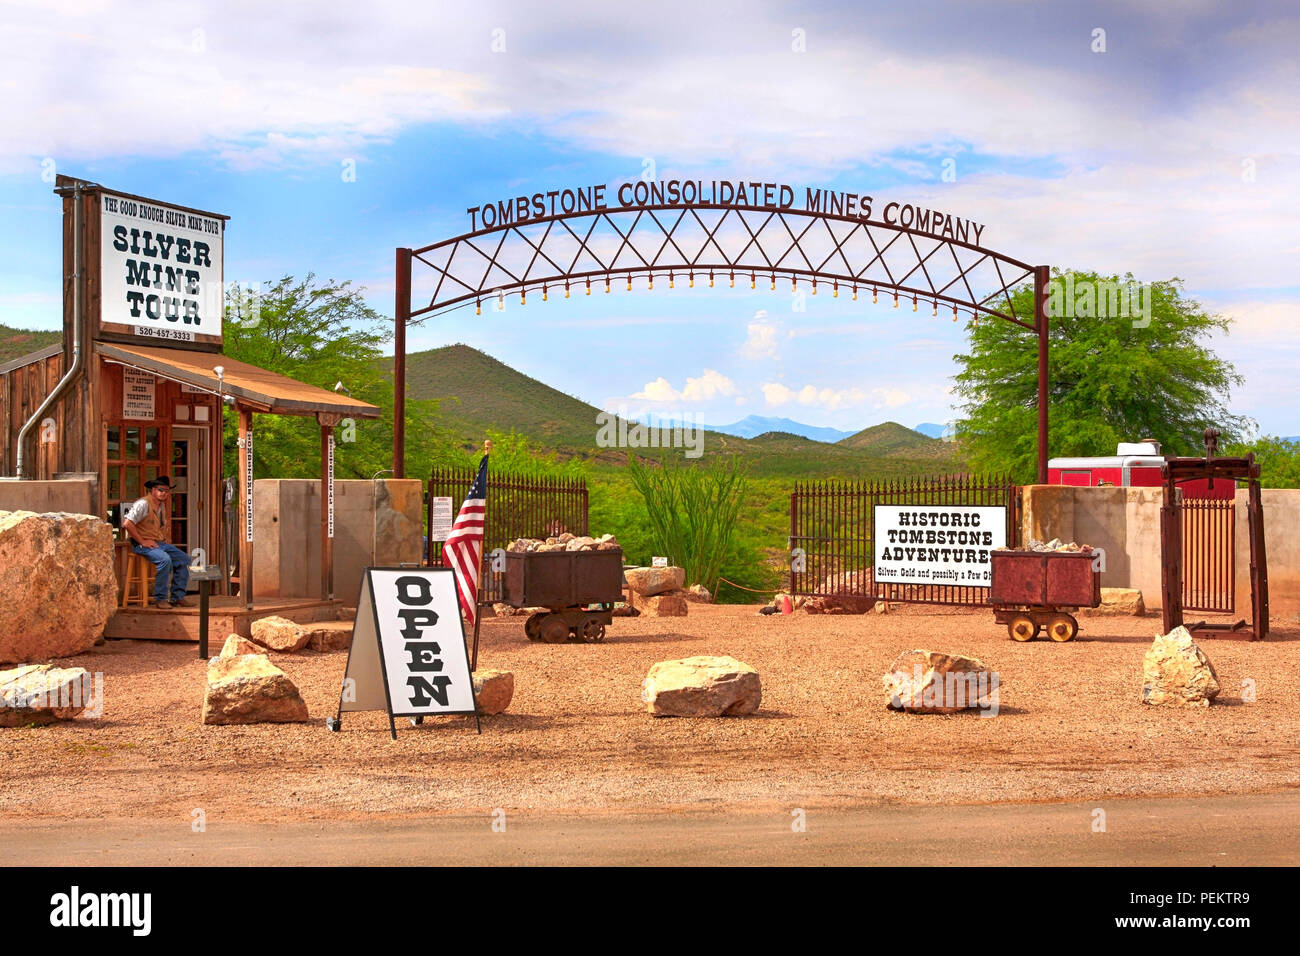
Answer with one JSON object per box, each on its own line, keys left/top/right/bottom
{"left": 105, "top": 596, "right": 347, "bottom": 642}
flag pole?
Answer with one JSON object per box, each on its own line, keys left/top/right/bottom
{"left": 471, "top": 438, "right": 491, "bottom": 672}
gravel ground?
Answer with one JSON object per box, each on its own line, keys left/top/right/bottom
{"left": 2, "top": 604, "right": 1298, "bottom": 823}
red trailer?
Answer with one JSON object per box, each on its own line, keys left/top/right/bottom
{"left": 1049, "top": 441, "right": 1234, "bottom": 500}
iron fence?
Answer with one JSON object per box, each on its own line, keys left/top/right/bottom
{"left": 790, "top": 473, "right": 1017, "bottom": 607}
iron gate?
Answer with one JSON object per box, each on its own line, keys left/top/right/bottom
{"left": 790, "top": 474, "right": 1017, "bottom": 606}
{"left": 1179, "top": 495, "right": 1235, "bottom": 613}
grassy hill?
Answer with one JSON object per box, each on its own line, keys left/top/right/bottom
{"left": 0, "top": 323, "right": 60, "bottom": 364}
{"left": 838, "top": 421, "right": 956, "bottom": 459}
{"left": 396, "top": 344, "right": 606, "bottom": 450}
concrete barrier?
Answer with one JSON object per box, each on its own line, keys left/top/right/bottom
{"left": 253, "top": 478, "right": 423, "bottom": 601}
{"left": 0, "top": 478, "right": 95, "bottom": 517}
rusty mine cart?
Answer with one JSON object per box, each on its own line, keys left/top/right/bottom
{"left": 504, "top": 548, "right": 624, "bottom": 644}
{"left": 989, "top": 549, "right": 1101, "bottom": 642}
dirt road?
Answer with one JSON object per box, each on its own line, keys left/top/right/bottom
{"left": 4, "top": 603, "right": 1299, "bottom": 851}
{"left": 2, "top": 791, "right": 1296, "bottom": 865}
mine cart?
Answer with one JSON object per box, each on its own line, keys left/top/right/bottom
{"left": 989, "top": 550, "right": 1101, "bottom": 642}
{"left": 504, "top": 548, "right": 624, "bottom": 644}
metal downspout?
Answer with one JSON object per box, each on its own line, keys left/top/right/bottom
{"left": 16, "top": 183, "right": 85, "bottom": 478}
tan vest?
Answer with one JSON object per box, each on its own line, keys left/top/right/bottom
{"left": 128, "top": 498, "right": 169, "bottom": 542}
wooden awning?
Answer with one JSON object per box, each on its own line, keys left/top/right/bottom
{"left": 96, "top": 342, "right": 382, "bottom": 418}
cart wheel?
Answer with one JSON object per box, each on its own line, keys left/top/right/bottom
{"left": 524, "top": 613, "right": 545, "bottom": 641}
{"left": 540, "top": 616, "right": 569, "bottom": 644}
{"left": 1008, "top": 615, "right": 1038, "bottom": 642}
{"left": 581, "top": 618, "right": 607, "bottom": 643}
{"left": 1047, "top": 614, "right": 1078, "bottom": 642}
{"left": 410, "top": 716, "right": 424, "bottom": 727}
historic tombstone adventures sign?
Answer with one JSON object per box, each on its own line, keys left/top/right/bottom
{"left": 874, "top": 505, "right": 1008, "bottom": 588}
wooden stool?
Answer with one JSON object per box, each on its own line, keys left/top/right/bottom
{"left": 121, "top": 552, "right": 153, "bottom": 608}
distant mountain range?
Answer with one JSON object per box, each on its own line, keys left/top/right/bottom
{"left": 640, "top": 415, "right": 856, "bottom": 443}
{"left": 912, "top": 422, "right": 947, "bottom": 439}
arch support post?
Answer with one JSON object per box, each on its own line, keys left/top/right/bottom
{"left": 1034, "top": 265, "right": 1051, "bottom": 484}
{"left": 394, "top": 247, "right": 411, "bottom": 479}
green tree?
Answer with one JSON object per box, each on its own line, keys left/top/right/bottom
{"left": 953, "top": 271, "right": 1250, "bottom": 482}
{"left": 1225, "top": 435, "right": 1300, "bottom": 488}
{"left": 222, "top": 274, "right": 445, "bottom": 480}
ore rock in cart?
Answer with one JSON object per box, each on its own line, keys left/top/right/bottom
{"left": 504, "top": 548, "right": 625, "bottom": 643}
{"left": 989, "top": 548, "right": 1101, "bottom": 642}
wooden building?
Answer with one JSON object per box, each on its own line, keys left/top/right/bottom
{"left": 0, "top": 176, "right": 381, "bottom": 632}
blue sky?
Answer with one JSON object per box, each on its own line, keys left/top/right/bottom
{"left": 2, "top": 0, "right": 1297, "bottom": 437}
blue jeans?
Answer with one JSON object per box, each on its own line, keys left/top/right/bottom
{"left": 131, "top": 542, "right": 190, "bottom": 603}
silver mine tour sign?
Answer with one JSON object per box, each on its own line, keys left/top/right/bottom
{"left": 466, "top": 179, "right": 988, "bottom": 246}
{"left": 99, "top": 190, "right": 225, "bottom": 347}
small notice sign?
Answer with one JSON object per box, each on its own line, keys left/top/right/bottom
{"left": 328, "top": 568, "right": 479, "bottom": 739}
{"left": 652, "top": 556, "right": 668, "bottom": 568}
{"left": 430, "top": 496, "right": 453, "bottom": 540}
{"left": 123, "top": 369, "right": 155, "bottom": 419}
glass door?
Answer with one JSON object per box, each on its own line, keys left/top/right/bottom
{"left": 171, "top": 426, "right": 208, "bottom": 565}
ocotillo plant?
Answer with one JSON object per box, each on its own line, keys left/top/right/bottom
{"left": 626, "top": 453, "right": 748, "bottom": 588}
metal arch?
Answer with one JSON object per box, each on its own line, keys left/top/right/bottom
{"left": 405, "top": 203, "right": 1039, "bottom": 329}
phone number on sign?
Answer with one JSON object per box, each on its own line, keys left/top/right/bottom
{"left": 133, "top": 325, "right": 195, "bottom": 342}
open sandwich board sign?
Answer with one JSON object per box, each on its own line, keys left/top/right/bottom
{"left": 327, "top": 567, "right": 480, "bottom": 739}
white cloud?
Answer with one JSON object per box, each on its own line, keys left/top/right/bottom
{"left": 762, "top": 382, "right": 868, "bottom": 411}
{"left": 632, "top": 377, "right": 680, "bottom": 403}
{"left": 762, "top": 383, "right": 792, "bottom": 406}
{"left": 870, "top": 387, "right": 911, "bottom": 409}
{"left": 632, "top": 368, "right": 736, "bottom": 404}
{"left": 761, "top": 379, "right": 916, "bottom": 412}
{"left": 4, "top": 2, "right": 1298, "bottom": 301}
{"left": 682, "top": 368, "right": 736, "bottom": 402}
{"left": 740, "top": 313, "right": 780, "bottom": 359}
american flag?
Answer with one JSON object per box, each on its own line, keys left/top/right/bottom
{"left": 442, "top": 454, "right": 488, "bottom": 625}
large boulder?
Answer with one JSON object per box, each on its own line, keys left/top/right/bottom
{"left": 683, "top": 584, "right": 713, "bottom": 603}
{"left": 803, "top": 569, "right": 875, "bottom": 614}
{"left": 804, "top": 593, "right": 875, "bottom": 614}
{"left": 642, "top": 656, "right": 761, "bottom": 717}
{"left": 201, "top": 655, "right": 308, "bottom": 725}
{"left": 473, "top": 669, "right": 514, "bottom": 715}
{"left": 1142, "top": 626, "right": 1220, "bottom": 708}
{"left": 0, "top": 511, "right": 118, "bottom": 664}
{"left": 249, "top": 615, "right": 311, "bottom": 653}
{"left": 640, "top": 592, "right": 688, "bottom": 617}
{"left": 625, "top": 566, "right": 686, "bottom": 597}
{"left": 883, "top": 649, "right": 998, "bottom": 713}
{"left": 0, "top": 664, "right": 95, "bottom": 727}
{"left": 305, "top": 622, "right": 353, "bottom": 652}
{"left": 219, "top": 634, "right": 261, "bottom": 658}
{"left": 1080, "top": 588, "right": 1146, "bottom": 617}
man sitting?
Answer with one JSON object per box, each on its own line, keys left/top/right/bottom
{"left": 123, "top": 476, "right": 192, "bottom": 609}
